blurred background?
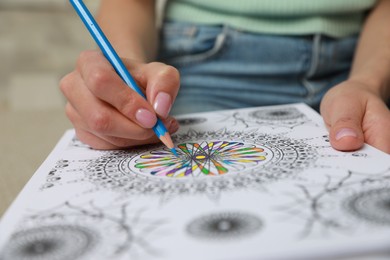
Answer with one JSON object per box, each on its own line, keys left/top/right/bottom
{"left": 0, "top": 0, "right": 98, "bottom": 216}
{"left": 1, "top": 2, "right": 390, "bottom": 259}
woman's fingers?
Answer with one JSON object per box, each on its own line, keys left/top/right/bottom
{"left": 76, "top": 51, "right": 158, "bottom": 129}
{"left": 64, "top": 100, "right": 158, "bottom": 147}
{"left": 321, "top": 80, "right": 390, "bottom": 154}
{"left": 73, "top": 127, "right": 157, "bottom": 150}
{"left": 65, "top": 102, "right": 179, "bottom": 148}
{"left": 61, "top": 71, "right": 154, "bottom": 140}
{"left": 64, "top": 100, "right": 179, "bottom": 149}
{"left": 323, "top": 98, "right": 365, "bottom": 152}
{"left": 60, "top": 50, "right": 180, "bottom": 149}
{"left": 134, "top": 62, "right": 180, "bottom": 118}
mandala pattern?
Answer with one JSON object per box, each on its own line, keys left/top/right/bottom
{"left": 0, "top": 200, "right": 167, "bottom": 260}
{"left": 343, "top": 188, "right": 390, "bottom": 225}
{"left": 186, "top": 212, "right": 262, "bottom": 240}
{"left": 249, "top": 107, "right": 305, "bottom": 121}
{"left": 275, "top": 169, "right": 390, "bottom": 238}
{"left": 177, "top": 117, "right": 207, "bottom": 126}
{"left": 70, "top": 129, "right": 318, "bottom": 198}
{"left": 134, "top": 141, "right": 269, "bottom": 178}
{"left": 1, "top": 225, "right": 96, "bottom": 260}
{"left": 224, "top": 107, "right": 313, "bottom": 129}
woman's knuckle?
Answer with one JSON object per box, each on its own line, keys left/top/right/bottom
{"left": 59, "top": 75, "right": 72, "bottom": 94}
{"left": 88, "top": 68, "right": 110, "bottom": 92}
{"left": 88, "top": 111, "right": 111, "bottom": 133}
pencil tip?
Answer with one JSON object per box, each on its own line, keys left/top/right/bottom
{"left": 160, "top": 133, "right": 177, "bottom": 156}
{"left": 171, "top": 148, "right": 179, "bottom": 157}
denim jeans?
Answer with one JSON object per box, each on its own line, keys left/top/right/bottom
{"left": 157, "top": 21, "right": 358, "bottom": 115}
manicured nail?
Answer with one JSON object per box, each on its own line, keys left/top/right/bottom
{"left": 153, "top": 92, "right": 172, "bottom": 118}
{"left": 168, "top": 118, "right": 180, "bottom": 133}
{"left": 136, "top": 109, "right": 157, "bottom": 128}
{"left": 335, "top": 128, "right": 358, "bottom": 140}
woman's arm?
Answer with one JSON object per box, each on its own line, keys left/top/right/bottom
{"left": 96, "top": 0, "right": 158, "bottom": 61}
{"left": 349, "top": 0, "right": 390, "bottom": 98}
{"left": 321, "top": 0, "right": 390, "bottom": 153}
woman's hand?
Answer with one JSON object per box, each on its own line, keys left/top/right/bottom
{"left": 60, "top": 50, "right": 180, "bottom": 149}
{"left": 321, "top": 80, "right": 390, "bottom": 154}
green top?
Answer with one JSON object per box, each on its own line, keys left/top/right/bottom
{"left": 165, "top": 0, "right": 377, "bottom": 38}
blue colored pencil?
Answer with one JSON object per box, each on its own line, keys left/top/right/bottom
{"left": 69, "top": 0, "right": 177, "bottom": 156}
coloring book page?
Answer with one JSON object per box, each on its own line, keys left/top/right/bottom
{"left": 0, "top": 103, "right": 389, "bottom": 260}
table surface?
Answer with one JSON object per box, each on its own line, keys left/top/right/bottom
{"left": 0, "top": 109, "right": 71, "bottom": 217}
{"left": 0, "top": 6, "right": 92, "bottom": 217}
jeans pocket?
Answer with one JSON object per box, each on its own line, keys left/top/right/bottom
{"left": 158, "top": 21, "right": 228, "bottom": 66}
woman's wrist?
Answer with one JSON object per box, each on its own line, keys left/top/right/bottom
{"left": 347, "top": 74, "right": 390, "bottom": 101}
{"left": 96, "top": 0, "right": 158, "bottom": 63}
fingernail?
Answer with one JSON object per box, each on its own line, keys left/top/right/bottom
{"left": 136, "top": 109, "right": 157, "bottom": 128}
{"left": 153, "top": 92, "right": 172, "bottom": 118}
{"left": 168, "top": 118, "right": 179, "bottom": 133}
{"left": 335, "top": 128, "right": 358, "bottom": 140}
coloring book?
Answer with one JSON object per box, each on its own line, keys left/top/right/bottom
{"left": 0, "top": 103, "right": 389, "bottom": 260}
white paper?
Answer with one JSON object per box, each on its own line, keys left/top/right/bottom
{"left": 1, "top": 103, "right": 389, "bottom": 260}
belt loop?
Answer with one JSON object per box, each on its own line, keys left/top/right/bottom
{"left": 186, "top": 26, "right": 198, "bottom": 37}
{"left": 306, "top": 34, "right": 321, "bottom": 78}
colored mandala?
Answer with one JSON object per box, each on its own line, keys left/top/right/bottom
{"left": 43, "top": 129, "right": 319, "bottom": 197}
{"left": 134, "top": 141, "right": 269, "bottom": 178}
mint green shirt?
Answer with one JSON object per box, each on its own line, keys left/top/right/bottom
{"left": 165, "top": 0, "right": 377, "bottom": 38}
